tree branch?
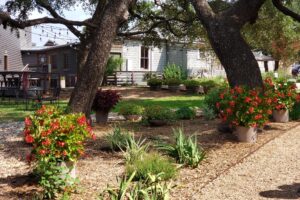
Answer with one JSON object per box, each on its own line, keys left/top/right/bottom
{"left": 272, "top": 0, "right": 300, "bottom": 22}
{"left": 189, "top": 0, "right": 215, "bottom": 27}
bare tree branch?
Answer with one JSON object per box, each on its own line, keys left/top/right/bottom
{"left": 272, "top": 0, "right": 300, "bottom": 22}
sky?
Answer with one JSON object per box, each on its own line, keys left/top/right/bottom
{"left": 0, "top": 0, "right": 91, "bottom": 46}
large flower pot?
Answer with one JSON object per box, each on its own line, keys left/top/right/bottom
{"left": 235, "top": 126, "right": 257, "bottom": 143}
{"left": 59, "top": 161, "right": 76, "bottom": 183}
{"left": 272, "top": 110, "right": 289, "bottom": 123}
{"left": 168, "top": 85, "right": 180, "bottom": 92}
{"left": 96, "top": 111, "right": 109, "bottom": 123}
{"left": 125, "top": 115, "right": 142, "bottom": 122}
{"left": 148, "top": 119, "right": 168, "bottom": 126}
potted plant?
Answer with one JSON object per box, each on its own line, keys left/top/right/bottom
{"left": 217, "top": 86, "right": 270, "bottom": 143}
{"left": 164, "top": 78, "right": 182, "bottom": 92}
{"left": 143, "top": 105, "right": 176, "bottom": 126}
{"left": 92, "top": 89, "right": 121, "bottom": 123}
{"left": 147, "top": 78, "right": 163, "bottom": 91}
{"left": 119, "top": 104, "right": 144, "bottom": 121}
{"left": 183, "top": 79, "right": 201, "bottom": 94}
{"left": 264, "top": 78, "right": 300, "bottom": 123}
{"left": 23, "top": 106, "right": 95, "bottom": 198}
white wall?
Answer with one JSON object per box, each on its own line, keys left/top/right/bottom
{"left": 0, "top": 26, "right": 24, "bottom": 71}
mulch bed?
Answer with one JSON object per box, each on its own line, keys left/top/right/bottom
{"left": 0, "top": 118, "right": 299, "bottom": 200}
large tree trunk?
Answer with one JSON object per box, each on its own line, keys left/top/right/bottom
{"left": 206, "top": 21, "right": 263, "bottom": 88}
{"left": 68, "top": 0, "right": 134, "bottom": 115}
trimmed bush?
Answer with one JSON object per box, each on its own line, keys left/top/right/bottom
{"left": 163, "top": 64, "right": 187, "bottom": 80}
{"left": 119, "top": 104, "right": 144, "bottom": 116}
{"left": 126, "top": 152, "right": 177, "bottom": 181}
{"left": 183, "top": 79, "right": 201, "bottom": 88}
{"left": 143, "top": 105, "right": 176, "bottom": 124}
{"left": 147, "top": 78, "right": 163, "bottom": 87}
{"left": 175, "top": 107, "right": 196, "bottom": 120}
{"left": 164, "top": 78, "right": 182, "bottom": 86}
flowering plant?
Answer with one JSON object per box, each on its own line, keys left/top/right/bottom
{"left": 24, "top": 105, "right": 95, "bottom": 163}
{"left": 264, "top": 77, "right": 300, "bottom": 110}
{"left": 92, "top": 89, "right": 121, "bottom": 112}
{"left": 217, "top": 86, "right": 271, "bottom": 127}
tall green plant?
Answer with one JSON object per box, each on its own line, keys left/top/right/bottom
{"left": 163, "top": 64, "right": 187, "bottom": 80}
{"left": 156, "top": 128, "right": 205, "bottom": 168}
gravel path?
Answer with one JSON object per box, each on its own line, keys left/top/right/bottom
{"left": 196, "top": 125, "right": 300, "bottom": 200}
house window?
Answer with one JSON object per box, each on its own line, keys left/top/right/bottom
{"left": 198, "top": 49, "right": 205, "bottom": 59}
{"left": 63, "top": 54, "right": 69, "bottom": 69}
{"left": 141, "top": 46, "right": 149, "bottom": 69}
{"left": 4, "top": 55, "right": 8, "bottom": 71}
{"left": 50, "top": 55, "right": 57, "bottom": 70}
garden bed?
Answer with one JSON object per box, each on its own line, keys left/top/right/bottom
{"left": 0, "top": 118, "right": 299, "bottom": 199}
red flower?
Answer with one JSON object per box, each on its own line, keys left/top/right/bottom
{"left": 25, "top": 135, "right": 34, "bottom": 143}
{"left": 39, "top": 149, "right": 47, "bottom": 156}
{"left": 24, "top": 117, "right": 32, "bottom": 127}
{"left": 216, "top": 102, "right": 220, "bottom": 109}
{"left": 91, "top": 134, "right": 96, "bottom": 140}
{"left": 62, "top": 150, "right": 68, "bottom": 156}
{"left": 26, "top": 154, "right": 35, "bottom": 163}
{"left": 267, "top": 110, "right": 272, "bottom": 115}
{"left": 296, "top": 95, "right": 300, "bottom": 102}
{"left": 42, "top": 139, "right": 51, "bottom": 146}
{"left": 229, "top": 101, "right": 235, "bottom": 107}
{"left": 248, "top": 107, "right": 255, "bottom": 114}
{"left": 77, "top": 115, "right": 87, "bottom": 126}
{"left": 244, "top": 97, "right": 251, "bottom": 103}
{"left": 226, "top": 108, "right": 233, "bottom": 114}
{"left": 254, "top": 114, "right": 262, "bottom": 120}
{"left": 234, "top": 86, "right": 243, "bottom": 94}
{"left": 50, "top": 121, "right": 60, "bottom": 130}
{"left": 57, "top": 141, "right": 65, "bottom": 147}
{"left": 219, "top": 93, "right": 225, "bottom": 99}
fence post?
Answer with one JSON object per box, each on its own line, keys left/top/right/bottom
{"left": 114, "top": 72, "right": 117, "bottom": 86}
{"left": 131, "top": 72, "right": 134, "bottom": 85}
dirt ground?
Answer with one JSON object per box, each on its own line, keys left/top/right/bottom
{"left": 0, "top": 117, "right": 299, "bottom": 200}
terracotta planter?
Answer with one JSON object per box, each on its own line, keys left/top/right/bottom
{"left": 149, "top": 85, "right": 161, "bottom": 91}
{"left": 168, "top": 85, "right": 180, "bottom": 92}
{"left": 235, "top": 126, "right": 257, "bottom": 143}
{"left": 96, "top": 111, "right": 109, "bottom": 123}
{"left": 272, "top": 110, "right": 289, "bottom": 123}
{"left": 59, "top": 161, "right": 76, "bottom": 182}
{"left": 148, "top": 119, "right": 168, "bottom": 126}
{"left": 125, "top": 115, "right": 142, "bottom": 122}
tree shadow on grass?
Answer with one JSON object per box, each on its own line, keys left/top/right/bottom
{"left": 259, "top": 183, "right": 300, "bottom": 199}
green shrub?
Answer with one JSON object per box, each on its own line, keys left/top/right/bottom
{"left": 163, "top": 64, "right": 187, "bottom": 80}
{"left": 105, "top": 127, "right": 134, "bottom": 151}
{"left": 144, "top": 105, "right": 176, "bottom": 121}
{"left": 99, "top": 172, "right": 173, "bottom": 200}
{"left": 105, "top": 56, "right": 123, "bottom": 76}
{"left": 164, "top": 78, "right": 182, "bottom": 86}
{"left": 156, "top": 128, "right": 205, "bottom": 168}
{"left": 126, "top": 152, "right": 177, "bottom": 181}
{"left": 183, "top": 79, "right": 201, "bottom": 88}
{"left": 119, "top": 104, "right": 144, "bottom": 116}
{"left": 202, "top": 104, "right": 216, "bottom": 120}
{"left": 199, "top": 79, "right": 220, "bottom": 93}
{"left": 147, "top": 78, "right": 163, "bottom": 87}
{"left": 175, "top": 107, "right": 196, "bottom": 120}
{"left": 203, "top": 86, "right": 227, "bottom": 115}
{"left": 290, "top": 102, "right": 300, "bottom": 120}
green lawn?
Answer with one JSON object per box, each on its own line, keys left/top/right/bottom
{"left": 114, "top": 95, "right": 204, "bottom": 112}
{"left": 0, "top": 95, "right": 204, "bottom": 122}
{"left": 0, "top": 101, "right": 68, "bottom": 122}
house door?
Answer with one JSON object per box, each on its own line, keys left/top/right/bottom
{"left": 4, "top": 55, "right": 8, "bottom": 71}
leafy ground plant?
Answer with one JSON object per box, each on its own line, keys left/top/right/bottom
{"left": 156, "top": 128, "right": 205, "bottom": 168}
{"left": 122, "top": 137, "right": 149, "bottom": 164}
{"left": 126, "top": 152, "right": 177, "bottom": 181}
{"left": 175, "top": 107, "right": 196, "bottom": 120}
{"left": 105, "top": 126, "right": 134, "bottom": 151}
{"left": 99, "top": 172, "right": 174, "bottom": 200}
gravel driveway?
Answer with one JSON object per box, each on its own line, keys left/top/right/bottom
{"left": 197, "top": 125, "right": 300, "bottom": 200}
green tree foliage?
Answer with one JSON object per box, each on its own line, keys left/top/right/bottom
{"left": 243, "top": 0, "right": 300, "bottom": 66}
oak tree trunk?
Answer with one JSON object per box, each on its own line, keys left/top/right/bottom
{"left": 206, "top": 20, "right": 263, "bottom": 88}
{"left": 68, "top": 0, "right": 133, "bottom": 115}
